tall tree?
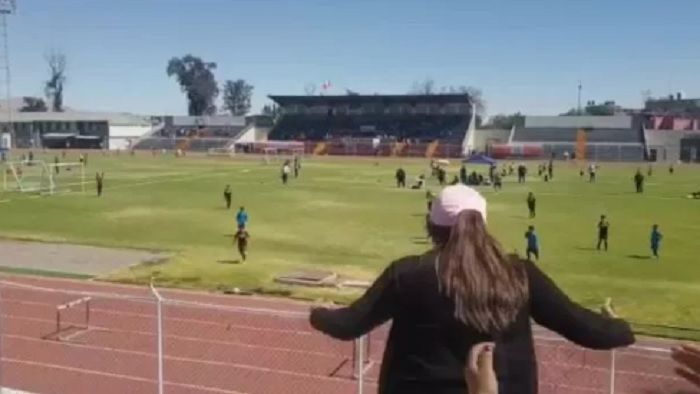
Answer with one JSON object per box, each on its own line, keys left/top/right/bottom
{"left": 166, "top": 55, "right": 219, "bottom": 116}
{"left": 44, "top": 51, "right": 67, "bottom": 112}
{"left": 261, "top": 103, "right": 280, "bottom": 118}
{"left": 304, "top": 82, "right": 317, "bottom": 96}
{"left": 445, "top": 85, "right": 486, "bottom": 116}
{"left": 410, "top": 78, "right": 436, "bottom": 95}
{"left": 222, "top": 79, "right": 254, "bottom": 116}
{"left": 19, "top": 97, "right": 48, "bottom": 112}
{"left": 484, "top": 113, "right": 524, "bottom": 129}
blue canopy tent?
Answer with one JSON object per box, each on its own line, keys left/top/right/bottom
{"left": 463, "top": 154, "right": 497, "bottom": 165}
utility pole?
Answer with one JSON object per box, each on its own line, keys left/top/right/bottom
{"left": 0, "top": 0, "right": 15, "bottom": 148}
{"left": 577, "top": 80, "right": 582, "bottom": 116}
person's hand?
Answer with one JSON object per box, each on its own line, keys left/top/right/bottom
{"left": 671, "top": 343, "right": 700, "bottom": 388}
{"left": 466, "top": 342, "right": 498, "bottom": 394}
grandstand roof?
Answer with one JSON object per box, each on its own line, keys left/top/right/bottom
{"left": 269, "top": 94, "right": 471, "bottom": 106}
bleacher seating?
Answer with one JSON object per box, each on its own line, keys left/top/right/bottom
{"left": 269, "top": 114, "right": 469, "bottom": 144}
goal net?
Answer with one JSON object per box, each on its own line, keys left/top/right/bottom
{"left": 262, "top": 148, "right": 279, "bottom": 164}
{"left": 3, "top": 160, "right": 85, "bottom": 195}
{"left": 207, "top": 147, "right": 235, "bottom": 158}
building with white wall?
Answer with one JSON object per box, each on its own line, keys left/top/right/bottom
{"left": 0, "top": 111, "right": 153, "bottom": 150}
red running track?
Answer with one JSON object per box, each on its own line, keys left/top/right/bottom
{"left": 0, "top": 276, "right": 695, "bottom": 394}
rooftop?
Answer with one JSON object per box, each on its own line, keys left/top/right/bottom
{"left": 269, "top": 94, "right": 471, "bottom": 106}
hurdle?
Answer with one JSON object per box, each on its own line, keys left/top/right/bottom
{"left": 47, "top": 296, "right": 92, "bottom": 341}
{"left": 353, "top": 333, "right": 373, "bottom": 380}
{"left": 329, "top": 332, "right": 373, "bottom": 380}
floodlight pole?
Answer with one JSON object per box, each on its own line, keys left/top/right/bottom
{"left": 577, "top": 80, "right": 582, "bottom": 116}
{"left": 0, "top": 1, "right": 15, "bottom": 149}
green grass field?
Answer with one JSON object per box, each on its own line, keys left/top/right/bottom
{"left": 1, "top": 152, "right": 699, "bottom": 339}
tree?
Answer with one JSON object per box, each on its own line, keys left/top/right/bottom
{"left": 166, "top": 55, "right": 219, "bottom": 116}
{"left": 304, "top": 82, "right": 317, "bottom": 96}
{"left": 261, "top": 103, "right": 280, "bottom": 118}
{"left": 461, "top": 86, "right": 486, "bottom": 116}
{"left": 411, "top": 81, "right": 487, "bottom": 115}
{"left": 484, "top": 113, "right": 524, "bottom": 129}
{"left": 19, "top": 97, "right": 48, "bottom": 112}
{"left": 222, "top": 79, "right": 254, "bottom": 116}
{"left": 443, "top": 85, "right": 486, "bottom": 116}
{"left": 410, "top": 78, "right": 436, "bottom": 95}
{"left": 44, "top": 51, "right": 67, "bottom": 112}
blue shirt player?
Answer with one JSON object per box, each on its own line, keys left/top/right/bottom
{"left": 236, "top": 207, "right": 249, "bottom": 229}
{"left": 650, "top": 224, "right": 662, "bottom": 259}
{"left": 525, "top": 225, "right": 539, "bottom": 261}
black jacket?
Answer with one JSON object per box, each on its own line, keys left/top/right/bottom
{"left": 310, "top": 253, "right": 635, "bottom": 394}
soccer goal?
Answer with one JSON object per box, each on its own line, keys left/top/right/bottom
{"left": 207, "top": 147, "right": 235, "bottom": 158}
{"left": 262, "top": 147, "right": 279, "bottom": 164}
{"left": 3, "top": 160, "right": 86, "bottom": 195}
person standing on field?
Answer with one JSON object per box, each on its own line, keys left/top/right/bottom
{"left": 293, "top": 155, "right": 301, "bottom": 178}
{"left": 281, "top": 161, "right": 291, "bottom": 185}
{"left": 396, "top": 168, "right": 407, "bottom": 188}
{"left": 634, "top": 169, "right": 645, "bottom": 193}
{"left": 526, "top": 192, "right": 536, "bottom": 219}
{"left": 236, "top": 207, "right": 249, "bottom": 229}
{"left": 493, "top": 173, "right": 502, "bottom": 191}
{"left": 588, "top": 163, "right": 597, "bottom": 182}
{"left": 524, "top": 225, "right": 539, "bottom": 261}
{"left": 223, "top": 185, "right": 232, "bottom": 209}
{"left": 95, "top": 172, "right": 104, "bottom": 197}
{"left": 234, "top": 226, "right": 250, "bottom": 261}
{"left": 597, "top": 215, "right": 609, "bottom": 251}
{"left": 650, "top": 224, "right": 662, "bottom": 259}
{"left": 460, "top": 165, "right": 468, "bottom": 185}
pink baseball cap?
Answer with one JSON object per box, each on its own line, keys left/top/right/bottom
{"left": 429, "top": 185, "right": 487, "bottom": 226}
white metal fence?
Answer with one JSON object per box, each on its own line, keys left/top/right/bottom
{"left": 0, "top": 279, "right": 695, "bottom": 394}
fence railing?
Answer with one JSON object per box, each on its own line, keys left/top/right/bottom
{"left": 0, "top": 279, "right": 695, "bottom": 394}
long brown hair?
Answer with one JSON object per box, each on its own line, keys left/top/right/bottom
{"left": 429, "top": 210, "right": 528, "bottom": 334}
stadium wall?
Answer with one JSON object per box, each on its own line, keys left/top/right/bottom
{"left": 235, "top": 124, "right": 271, "bottom": 144}
{"left": 108, "top": 125, "right": 152, "bottom": 150}
{"left": 644, "top": 128, "right": 700, "bottom": 162}
{"left": 525, "top": 115, "right": 632, "bottom": 129}
{"left": 472, "top": 129, "right": 511, "bottom": 152}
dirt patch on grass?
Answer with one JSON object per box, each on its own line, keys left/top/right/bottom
{"left": 0, "top": 239, "right": 170, "bottom": 277}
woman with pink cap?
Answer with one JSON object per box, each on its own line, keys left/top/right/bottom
{"left": 310, "top": 184, "right": 634, "bottom": 394}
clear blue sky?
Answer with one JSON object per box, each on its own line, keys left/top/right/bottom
{"left": 8, "top": 0, "right": 700, "bottom": 116}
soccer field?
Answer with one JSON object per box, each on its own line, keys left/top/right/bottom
{"left": 1, "top": 152, "right": 699, "bottom": 338}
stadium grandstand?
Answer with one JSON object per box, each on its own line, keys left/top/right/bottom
{"left": 488, "top": 115, "right": 646, "bottom": 161}
{"left": 267, "top": 94, "right": 473, "bottom": 158}
{"left": 481, "top": 110, "right": 700, "bottom": 162}
{"left": 132, "top": 115, "right": 273, "bottom": 153}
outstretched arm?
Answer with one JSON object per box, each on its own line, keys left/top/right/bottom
{"left": 526, "top": 260, "right": 635, "bottom": 350}
{"left": 310, "top": 259, "right": 405, "bottom": 340}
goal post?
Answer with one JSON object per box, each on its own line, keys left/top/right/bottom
{"left": 3, "top": 160, "right": 86, "bottom": 195}
{"left": 48, "top": 162, "right": 87, "bottom": 195}
{"left": 262, "top": 147, "right": 279, "bottom": 164}
{"left": 207, "top": 147, "right": 235, "bottom": 158}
